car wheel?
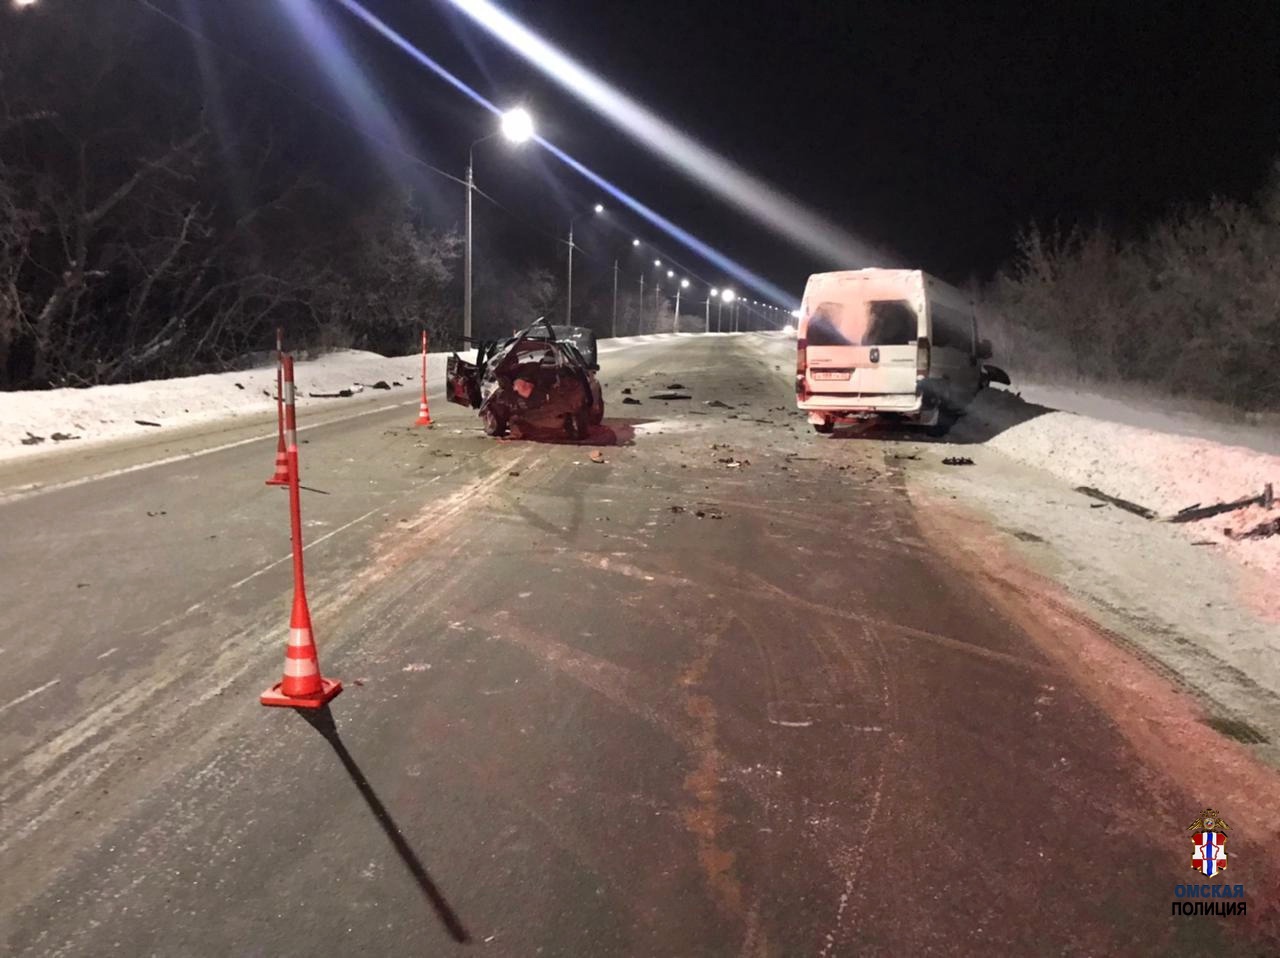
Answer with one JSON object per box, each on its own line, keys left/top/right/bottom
{"left": 925, "top": 410, "right": 955, "bottom": 438}
{"left": 482, "top": 410, "right": 508, "bottom": 437}
{"left": 813, "top": 420, "right": 835, "bottom": 434}
{"left": 589, "top": 395, "right": 604, "bottom": 426}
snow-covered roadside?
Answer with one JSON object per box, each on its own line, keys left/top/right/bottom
{"left": 1010, "top": 380, "right": 1280, "bottom": 456}
{"left": 0, "top": 348, "right": 444, "bottom": 464}
{"left": 0, "top": 332, "right": 696, "bottom": 465}
{"left": 959, "top": 390, "right": 1280, "bottom": 579}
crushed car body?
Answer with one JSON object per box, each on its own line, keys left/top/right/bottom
{"left": 447, "top": 318, "right": 604, "bottom": 439}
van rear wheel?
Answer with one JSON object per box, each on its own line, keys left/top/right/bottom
{"left": 813, "top": 420, "right": 835, "bottom": 434}
{"left": 925, "top": 410, "right": 956, "bottom": 438}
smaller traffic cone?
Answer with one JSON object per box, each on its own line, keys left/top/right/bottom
{"left": 261, "top": 595, "right": 342, "bottom": 709}
{"left": 265, "top": 446, "right": 290, "bottom": 486}
{"left": 414, "top": 396, "right": 433, "bottom": 427}
{"left": 265, "top": 337, "right": 290, "bottom": 485}
{"left": 414, "top": 329, "right": 433, "bottom": 426}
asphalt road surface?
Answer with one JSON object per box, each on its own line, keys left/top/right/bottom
{"left": 1, "top": 335, "right": 1275, "bottom": 956}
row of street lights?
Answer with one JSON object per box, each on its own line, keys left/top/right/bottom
{"left": 463, "top": 106, "right": 784, "bottom": 342}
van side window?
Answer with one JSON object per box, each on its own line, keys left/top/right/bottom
{"left": 864, "top": 301, "right": 917, "bottom": 345}
{"left": 807, "top": 302, "right": 853, "bottom": 346}
{"left": 931, "top": 303, "right": 973, "bottom": 352}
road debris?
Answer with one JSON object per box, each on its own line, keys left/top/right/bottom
{"left": 650, "top": 392, "right": 692, "bottom": 400}
{"left": 1168, "top": 483, "right": 1274, "bottom": 524}
{"left": 694, "top": 507, "right": 725, "bottom": 519}
{"left": 49, "top": 432, "right": 79, "bottom": 442}
{"left": 670, "top": 505, "right": 686, "bottom": 514}
{"left": 589, "top": 450, "right": 606, "bottom": 463}
{"left": 134, "top": 420, "right": 162, "bottom": 427}
{"left": 1225, "top": 517, "right": 1280, "bottom": 541}
{"left": 234, "top": 382, "right": 245, "bottom": 390}
{"left": 717, "top": 456, "right": 749, "bottom": 468}
{"left": 146, "top": 510, "right": 167, "bottom": 517}
{"left": 942, "top": 456, "right": 975, "bottom": 466}
{"left": 1075, "top": 486, "right": 1157, "bottom": 519}
{"left": 666, "top": 383, "right": 687, "bottom": 389}
{"left": 704, "top": 399, "right": 733, "bottom": 409}
{"left": 20, "top": 432, "right": 44, "bottom": 445}
{"left": 621, "top": 387, "right": 632, "bottom": 395}
{"left": 308, "top": 389, "right": 354, "bottom": 399}
{"left": 622, "top": 397, "right": 642, "bottom": 405}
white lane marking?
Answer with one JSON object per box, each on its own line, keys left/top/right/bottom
{"left": 0, "top": 398, "right": 419, "bottom": 506}
{"left": 97, "top": 647, "right": 118, "bottom": 660}
{"left": 0, "top": 679, "right": 60, "bottom": 715}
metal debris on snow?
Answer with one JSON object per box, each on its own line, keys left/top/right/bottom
{"left": 942, "top": 456, "right": 975, "bottom": 466}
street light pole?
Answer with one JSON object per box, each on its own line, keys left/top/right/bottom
{"left": 566, "top": 222, "right": 574, "bottom": 325}
{"left": 464, "top": 153, "right": 475, "bottom": 343}
{"left": 464, "top": 108, "right": 533, "bottom": 344}
{"left": 611, "top": 259, "right": 619, "bottom": 338}
{"left": 566, "top": 203, "right": 603, "bottom": 326}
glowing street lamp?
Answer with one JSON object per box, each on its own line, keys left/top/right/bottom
{"left": 705, "top": 287, "right": 720, "bottom": 332}
{"left": 632, "top": 238, "right": 641, "bottom": 246}
{"left": 466, "top": 107, "right": 535, "bottom": 342}
{"left": 499, "top": 107, "right": 534, "bottom": 143}
{"left": 720, "top": 288, "right": 738, "bottom": 332}
{"left": 674, "top": 278, "right": 691, "bottom": 329}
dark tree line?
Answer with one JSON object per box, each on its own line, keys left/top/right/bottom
{"left": 0, "top": 0, "right": 583, "bottom": 390}
{"left": 979, "top": 164, "right": 1280, "bottom": 410}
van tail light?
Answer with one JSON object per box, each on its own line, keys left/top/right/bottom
{"left": 916, "top": 335, "right": 931, "bottom": 378}
{"left": 796, "top": 337, "right": 810, "bottom": 400}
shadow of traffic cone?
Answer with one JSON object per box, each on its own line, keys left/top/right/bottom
{"left": 261, "top": 355, "right": 341, "bottom": 710}
{"left": 266, "top": 331, "right": 290, "bottom": 485}
{"left": 414, "top": 329, "right": 433, "bottom": 426}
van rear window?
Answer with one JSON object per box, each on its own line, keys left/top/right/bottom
{"left": 806, "top": 299, "right": 918, "bottom": 346}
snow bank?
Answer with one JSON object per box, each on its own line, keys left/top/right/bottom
{"left": 962, "top": 390, "right": 1280, "bottom": 577}
{"left": 0, "top": 349, "right": 443, "bottom": 463}
{"left": 0, "top": 332, "right": 695, "bottom": 464}
{"left": 1012, "top": 381, "right": 1280, "bottom": 457}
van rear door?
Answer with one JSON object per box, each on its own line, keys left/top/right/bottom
{"left": 804, "top": 299, "right": 921, "bottom": 396}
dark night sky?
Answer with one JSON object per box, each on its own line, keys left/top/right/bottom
{"left": 185, "top": 0, "right": 1280, "bottom": 298}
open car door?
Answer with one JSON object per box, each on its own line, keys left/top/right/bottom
{"left": 446, "top": 353, "right": 481, "bottom": 408}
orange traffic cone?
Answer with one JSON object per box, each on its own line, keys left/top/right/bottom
{"left": 261, "top": 354, "right": 341, "bottom": 710}
{"left": 265, "top": 333, "right": 290, "bottom": 485}
{"left": 415, "top": 396, "right": 433, "bottom": 426}
{"left": 265, "top": 446, "right": 290, "bottom": 486}
{"left": 261, "top": 594, "right": 342, "bottom": 709}
{"left": 414, "top": 330, "right": 433, "bottom": 426}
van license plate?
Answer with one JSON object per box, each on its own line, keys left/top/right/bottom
{"left": 812, "top": 370, "right": 851, "bottom": 380}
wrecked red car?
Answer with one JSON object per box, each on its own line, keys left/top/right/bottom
{"left": 447, "top": 319, "right": 604, "bottom": 439}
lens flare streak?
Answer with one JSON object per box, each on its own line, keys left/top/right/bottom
{"left": 328, "top": 0, "right": 796, "bottom": 305}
